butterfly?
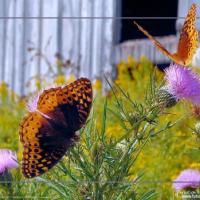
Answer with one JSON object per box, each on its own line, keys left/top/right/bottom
{"left": 134, "top": 3, "right": 199, "bottom": 66}
{"left": 19, "top": 78, "right": 93, "bottom": 178}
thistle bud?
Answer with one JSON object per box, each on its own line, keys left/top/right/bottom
{"left": 156, "top": 87, "right": 177, "bottom": 108}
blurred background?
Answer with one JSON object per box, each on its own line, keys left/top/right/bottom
{"left": 0, "top": 0, "right": 199, "bottom": 95}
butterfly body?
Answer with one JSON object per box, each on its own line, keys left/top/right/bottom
{"left": 134, "top": 3, "right": 198, "bottom": 66}
{"left": 20, "top": 78, "right": 93, "bottom": 178}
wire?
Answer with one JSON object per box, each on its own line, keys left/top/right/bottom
{"left": 0, "top": 17, "right": 194, "bottom": 19}
{"left": 0, "top": 180, "right": 198, "bottom": 184}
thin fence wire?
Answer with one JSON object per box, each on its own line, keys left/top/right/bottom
{"left": 0, "top": 197, "right": 48, "bottom": 199}
{"left": 0, "top": 17, "right": 196, "bottom": 19}
{"left": 0, "top": 180, "right": 198, "bottom": 184}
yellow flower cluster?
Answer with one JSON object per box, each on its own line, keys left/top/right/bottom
{"left": 92, "top": 79, "right": 102, "bottom": 92}
{"left": 115, "top": 56, "right": 163, "bottom": 100}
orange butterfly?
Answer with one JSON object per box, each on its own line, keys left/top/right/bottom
{"left": 19, "top": 78, "right": 93, "bottom": 178}
{"left": 134, "top": 3, "right": 199, "bottom": 66}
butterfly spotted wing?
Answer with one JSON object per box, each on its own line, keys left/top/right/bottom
{"left": 176, "top": 3, "right": 199, "bottom": 65}
{"left": 19, "top": 78, "right": 93, "bottom": 178}
{"left": 134, "top": 3, "right": 198, "bottom": 66}
{"left": 20, "top": 111, "right": 71, "bottom": 178}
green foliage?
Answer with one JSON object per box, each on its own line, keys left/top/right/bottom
{"left": 0, "top": 56, "right": 199, "bottom": 199}
{"left": 34, "top": 78, "right": 172, "bottom": 200}
{"left": 0, "top": 83, "right": 25, "bottom": 150}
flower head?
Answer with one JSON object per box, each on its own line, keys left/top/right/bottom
{"left": 27, "top": 93, "right": 40, "bottom": 112}
{"left": 173, "top": 169, "right": 200, "bottom": 191}
{"left": 164, "top": 64, "right": 200, "bottom": 105}
{"left": 156, "top": 87, "right": 177, "bottom": 108}
{"left": 0, "top": 149, "right": 18, "bottom": 173}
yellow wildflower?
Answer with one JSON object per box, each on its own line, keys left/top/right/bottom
{"left": 66, "top": 74, "right": 75, "bottom": 84}
{"left": 93, "top": 79, "right": 102, "bottom": 91}
{"left": 54, "top": 75, "right": 66, "bottom": 85}
{"left": 190, "top": 162, "right": 200, "bottom": 170}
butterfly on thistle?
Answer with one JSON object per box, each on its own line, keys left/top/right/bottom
{"left": 134, "top": 3, "right": 199, "bottom": 66}
{"left": 19, "top": 78, "right": 93, "bottom": 178}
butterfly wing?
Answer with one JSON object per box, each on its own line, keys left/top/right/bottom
{"left": 37, "top": 87, "right": 61, "bottom": 116}
{"left": 57, "top": 77, "right": 93, "bottom": 131}
{"left": 19, "top": 112, "right": 74, "bottom": 178}
{"left": 20, "top": 78, "right": 93, "bottom": 178}
{"left": 176, "top": 3, "right": 198, "bottom": 65}
{"left": 37, "top": 78, "right": 92, "bottom": 131}
{"left": 134, "top": 21, "right": 177, "bottom": 62}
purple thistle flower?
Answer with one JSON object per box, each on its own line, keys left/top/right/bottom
{"left": 173, "top": 169, "right": 200, "bottom": 191}
{"left": 164, "top": 64, "right": 200, "bottom": 105}
{"left": 27, "top": 93, "right": 40, "bottom": 112}
{"left": 0, "top": 149, "right": 18, "bottom": 173}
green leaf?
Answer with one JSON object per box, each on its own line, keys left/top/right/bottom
{"left": 139, "top": 190, "right": 156, "bottom": 200}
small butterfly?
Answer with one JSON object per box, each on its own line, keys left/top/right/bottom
{"left": 134, "top": 3, "right": 199, "bottom": 66}
{"left": 19, "top": 78, "right": 93, "bottom": 178}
